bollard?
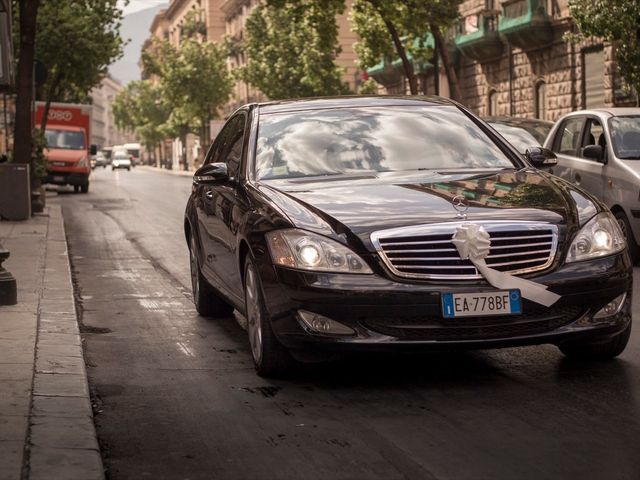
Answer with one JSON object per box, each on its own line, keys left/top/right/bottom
{"left": 0, "top": 242, "right": 17, "bottom": 305}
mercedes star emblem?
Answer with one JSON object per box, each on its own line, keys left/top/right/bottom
{"left": 452, "top": 195, "right": 468, "bottom": 218}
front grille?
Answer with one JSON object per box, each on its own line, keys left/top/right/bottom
{"left": 362, "top": 304, "right": 584, "bottom": 341}
{"left": 371, "top": 222, "right": 558, "bottom": 280}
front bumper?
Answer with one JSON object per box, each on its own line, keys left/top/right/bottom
{"left": 256, "top": 252, "right": 632, "bottom": 352}
{"left": 43, "top": 171, "right": 89, "bottom": 186}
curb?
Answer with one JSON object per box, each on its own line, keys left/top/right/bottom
{"left": 26, "top": 205, "right": 104, "bottom": 480}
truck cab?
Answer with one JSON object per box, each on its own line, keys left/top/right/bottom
{"left": 37, "top": 102, "right": 96, "bottom": 193}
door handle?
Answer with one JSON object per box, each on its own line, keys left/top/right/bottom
{"left": 205, "top": 190, "right": 214, "bottom": 200}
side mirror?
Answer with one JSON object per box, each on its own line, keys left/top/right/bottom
{"left": 582, "top": 144, "right": 605, "bottom": 163}
{"left": 193, "top": 162, "right": 228, "bottom": 184}
{"left": 526, "top": 147, "right": 557, "bottom": 168}
{"left": 90, "top": 144, "right": 97, "bottom": 155}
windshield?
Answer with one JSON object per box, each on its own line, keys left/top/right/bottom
{"left": 45, "top": 129, "right": 85, "bottom": 150}
{"left": 255, "top": 106, "right": 516, "bottom": 180}
{"left": 610, "top": 116, "right": 640, "bottom": 159}
{"left": 489, "top": 123, "right": 540, "bottom": 153}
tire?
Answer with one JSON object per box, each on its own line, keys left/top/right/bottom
{"left": 614, "top": 210, "right": 639, "bottom": 264}
{"left": 127, "top": 167, "right": 131, "bottom": 171}
{"left": 80, "top": 183, "right": 89, "bottom": 194}
{"left": 559, "top": 322, "right": 631, "bottom": 360}
{"left": 244, "top": 257, "right": 295, "bottom": 377}
{"left": 189, "top": 234, "right": 233, "bottom": 317}
{"left": 73, "top": 185, "right": 80, "bottom": 193}
{"left": 112, "top": 167, "right": 115, "bottom": 171}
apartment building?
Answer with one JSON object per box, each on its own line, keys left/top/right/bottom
{"left": 89, "top": 75, "right": 134, "bottom": 148}
{"left": 368, "top": 0, "right": 636, "bottom": 121}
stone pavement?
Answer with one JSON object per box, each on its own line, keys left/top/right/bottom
{"left": 0, "top": 201, "right": 103, "bottom": 480}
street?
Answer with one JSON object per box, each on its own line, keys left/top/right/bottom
{"left": 54, "top": 167, "right": 640, "bottom": 480}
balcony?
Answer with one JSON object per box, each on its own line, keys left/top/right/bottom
{"left": 366, "top": 59, "right": 403, "bottom": 87}
{"left": 455, "top": 14, "right": 504, "bottom": 62}
{"left": 498, "top": 0, "right": 552, "bottom": 50}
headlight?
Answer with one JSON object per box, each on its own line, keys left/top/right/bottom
{"left": 566, "top": 212, "right": 625, "bottom": 263}
{"left": 77, "top": 156, "right": 88, "bottom": 167}
{"left": 266, "top": 229, "right": 372, "bottom": 274}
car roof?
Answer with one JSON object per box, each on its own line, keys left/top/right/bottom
{"left": 257, "top": 95, "right": 455, "bottom": 114}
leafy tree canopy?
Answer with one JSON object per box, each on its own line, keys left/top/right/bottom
{"left": 568, "top": 0, "right": 640, "bottom": 97}
{"left": 351, "top": 0, "right": 461, "bottom": 97}
{"left": 112, "top": 80, "right": 169, "bottom": 150}
{"left": 144, "top": 37, "right": 232, "bottom": 142}
{"left": 240, "top": 0, "right": 349, "bottom": 99}
{"left": 35, "top": 0, "right": 125, "bottom": 105}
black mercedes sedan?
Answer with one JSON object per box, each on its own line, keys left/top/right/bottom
{"left": 184, "top": 96, "right": 632, "bottom": 377}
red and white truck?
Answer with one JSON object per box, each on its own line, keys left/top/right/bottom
{"left": 36, "top": 102, "right": 96, "bottom": 193}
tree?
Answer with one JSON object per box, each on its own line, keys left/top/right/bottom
{"left": 35, "top": 0, "right": 126, "bottom": 131}
{"left": 143, "top": 37, "right": 233, "bottom": 169}
{"left": 13, "top": 0, "right": 39, "bottom": 168}
{"left": 351, "top": 0, "right": 462, "bottom": 99}
{"left": 240, "top": 0, "right": 349, "bottom": 99}
{"left": 568, "top": 0, "right": 640, "bottom": 100}
{"left": 113, "top": 80, "right": 169, "bottom": 166}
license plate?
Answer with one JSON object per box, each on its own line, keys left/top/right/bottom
{"left": 52, "top": 162, "right": 66, "bottom": 167}
{"left": 52, "top": 175, "right": 65, "bottom": 182}
{"left": 441, "top": 290, "right": 521, "bottom": 318}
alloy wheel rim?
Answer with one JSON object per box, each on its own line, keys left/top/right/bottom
{"left": 617, "top": 218, "right": 627, "bottom": 239}
{"left": 245, "top": 265, "right": 263, "bottom": 365}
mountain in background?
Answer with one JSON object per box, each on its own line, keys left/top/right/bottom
{"left": 109, "top": 3, "right": 167, "bottom": 84}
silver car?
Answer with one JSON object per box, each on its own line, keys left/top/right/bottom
{"left": 544, "top": 108, "right": 640, "bottom": 262}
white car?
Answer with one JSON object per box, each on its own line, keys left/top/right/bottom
{"left": 544, "top": 108, "right": 640, "bottom": 261}
{"left": 111, "top": 153, "right": 131, "bottom": 171}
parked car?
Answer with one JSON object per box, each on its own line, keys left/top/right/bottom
{"left": 185, "top": 96, "right": 632, "bottom": 377}
{"left": 544, "top": 108, "right": 640, "bottom": 262}
{"left": 484, "top": 117, "right": 554, "bottom": 154}
{"left": 111, "top": 153, "right": 131, "bottom": 171}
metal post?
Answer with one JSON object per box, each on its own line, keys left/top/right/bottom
{"left": 0, "top": 241, "right": 17, "bottom": 305}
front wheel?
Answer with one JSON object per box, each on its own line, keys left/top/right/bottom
{"left": 80, "top": 183, "right": 89, "bottom": 193}
{"left": 614, "top": 211, "right": 639, "bottom": 264}
{"left": 559, "top": 323, "right": 631, "bottom": 360}
{"left": 244, "top": 257, "right": 294, "bottom": 377}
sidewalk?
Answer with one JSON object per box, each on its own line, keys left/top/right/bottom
{"left": 0, "top": 201, "right": 103, "bottom": 480}
{"left": 137, "top": 165, "right": 194, "bottom": 177}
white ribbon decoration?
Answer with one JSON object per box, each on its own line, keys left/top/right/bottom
{"left": 451, "top": 223, "right": 560, "bottom": 307}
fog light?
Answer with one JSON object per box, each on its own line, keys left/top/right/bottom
{"left": 594, "top": 293, "right": 627, "bottom": 319}
{"left": 297, "top": 310, "right": 355, "bottom": 335}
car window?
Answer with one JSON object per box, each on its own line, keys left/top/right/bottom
{"left": 554, "top": 117, "right": 585, "bottom": 156}
{"left": 210, "top": 114, "right": 246, "bottom": 178}
{"left": 488, "top": 123, "right": 539, "bottom": 153}
{"left": 579, "top": 118, "right": 605, "bottom": 160}
{"left": 609, "top": 115, "right": 640, "bottom": 159}
{"left": 255, "top": 106, "right": 516, "bottom": 180}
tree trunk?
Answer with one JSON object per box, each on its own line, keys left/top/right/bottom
{"left": 40, "top": 70, "right": 64, "bottom": 132}
{"left": 367, "top": 0, "right": 417, "bottom": 94}
{"left": 430, "top": 25, "right": 461, "bottom": 102}
{"left": 13, "top": 0, "right": 39, "bottom": 166}
{"left": 180, "top": 129, "right": 188, "bottom": 171}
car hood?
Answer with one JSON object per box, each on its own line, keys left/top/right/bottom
{"left": 257, "top": 169, "right": 596, "bottom": 247}
{"left": 45, "top": 148, "right": 86, "bottom": 162}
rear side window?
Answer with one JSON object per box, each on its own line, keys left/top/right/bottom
{"left": 555, "top": 117, "right": 584, "bottom": 156}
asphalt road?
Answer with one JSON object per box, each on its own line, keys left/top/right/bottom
{"left": 60, "top": 167, "right": 640, "bottom": 480}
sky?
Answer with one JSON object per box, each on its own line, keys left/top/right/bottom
{"left": 118, "top": 0, "right": 167, "bottom": 15}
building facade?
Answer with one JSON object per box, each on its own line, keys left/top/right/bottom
{"left": 89, "top": 75, "right": 134, "bottom": 149}
{"left": 369, "top": 0, "right": 637, "bottom": 121}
